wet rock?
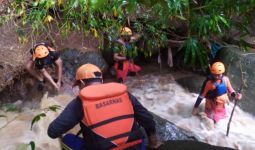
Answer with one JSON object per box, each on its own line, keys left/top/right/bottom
{"left": 61, "top": 49, "right": 108, "bottom": 81}
{"left": 13, "top": 100, "right": 23, "bottom": 111}
{"left": 175, "top": 75, "right": 205, "bottom": 93}
{"left": 0, "top": 64, "right": 3, "bottom": 70}
{"left": 217, "top": 47, "right": 255, "bottom": 116}
{"left": 158, "top": 140, "right": 234, "bottom": 150}
{"left": 152, "top": 114, "right": 235, "bottom": 150}
{"left": 152, "top": 113, "right": 197, "bottom": 141}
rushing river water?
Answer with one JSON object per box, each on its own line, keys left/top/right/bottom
{"left": 125, "top": 73, "right": 255, "bottom": 150}
{"left": 0, "top": 72, "right": 255, "bottom": 150}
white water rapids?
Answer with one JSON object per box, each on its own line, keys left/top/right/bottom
{"left": 0, "top": 73, "right": 255, "bottom": 150}
{"left": 126, "top": 74, "right": 255, "bottom": 150}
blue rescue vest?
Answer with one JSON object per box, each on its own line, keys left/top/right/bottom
{"left": 213, "top": 78, "right": 227, "bottom": 96}
{"left": 206, "top": 76, "right": 227, "bottom": 99}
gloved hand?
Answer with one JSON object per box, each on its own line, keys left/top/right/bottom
{"left": 234, "top": 93, "right": 242, "bottom": 100}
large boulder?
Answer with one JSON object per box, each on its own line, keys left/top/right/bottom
{"left": 153, "top": 114, "right": 197, "bottom": 141}
{"left": 217, "top": 47, "right": 255, "bottom": 115}
{"left": 152, "top": 114, "right": 234, "bottom": 150}
{"left": 175, "top": 75, "right": 205, "bottom": 93}
{"left": 61, "top": 49, "right": 108, "bottom": 82}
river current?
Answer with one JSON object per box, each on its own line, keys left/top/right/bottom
{"left": 0, "top": 73, "right": 255, "bottom": 150}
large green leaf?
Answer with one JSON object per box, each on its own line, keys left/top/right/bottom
{"left": 30, "top": 113, "right": 46, "bottom": 130}
{"left": 48, "top": 105, "right": 61, "bottom": 112}
{"left": 29, "top": 141, "right": 35, "bottom": 150}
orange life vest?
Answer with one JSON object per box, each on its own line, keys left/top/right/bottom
{"left": 79, "top": 82, "right": 142, "bottom": 149}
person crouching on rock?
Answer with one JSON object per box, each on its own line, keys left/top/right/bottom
{"left": 25, "top": 42, "right": 62, "bottom": 91}
{"left": 113, "top": 27, "right": 141, "bottom": 83}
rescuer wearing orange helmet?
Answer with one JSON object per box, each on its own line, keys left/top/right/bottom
{"left": 192, "top": 61, "right": 242, "bottom": 123}
{"left": 113, "top": 27, "right": 142, "bottom": 83}
{"left": 25, "top": 42, "right": 62, "bottom": 91}
{"left": 48, "top": 63, "right": 162, "bottom": 149}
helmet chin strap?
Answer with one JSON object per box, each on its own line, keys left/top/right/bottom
{"left": 78, "top": 80, "right": 86, "bottom": 89}
{"left": 80, "top": 80, "right": 85, "bottom": 86}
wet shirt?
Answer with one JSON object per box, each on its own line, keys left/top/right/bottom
{"left": 34, "top": 51, "right": 60, "bottom": 70}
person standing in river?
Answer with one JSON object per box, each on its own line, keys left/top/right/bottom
{"left": 25, "top": 42, "right": 62, "bottom": 91}
{"left": 48, "top": 63, "right": 162, "bottom": 149}
{"left": 113, "top": 27, "right": 141, "bottom": 83}
{"left": 192, "top": 61, "right": 242, "bottom": 123}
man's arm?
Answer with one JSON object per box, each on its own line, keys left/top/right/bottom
{"left": 130, "top": 33, "right": 142, "bottom": 43}
{"left": 225, "top": 77, "right": 242, "bottom": 100}
{"left": 128, "top": 93, "right": 162, "bottom": 148}
{"left": 39, "top": 68, "right": 59, "bottom": 91}
{"left": 128, "top": 93, "right": 156, "bottom": 136}
{"left": 114, "top": 53, "right": 127, "bottom": 61}
{"left": 25, "top": 59, "right": 44, "bottom": 82}
{"left": 48, "top": 97, "right": 83, "bottom": 138}
{"left": 192, "top": 79, "right": 209, "bottom": 115}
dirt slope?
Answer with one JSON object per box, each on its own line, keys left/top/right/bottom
{"left": 0, "top": 22, "right": 99, "bottom": 92}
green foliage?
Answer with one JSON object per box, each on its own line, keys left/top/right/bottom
{"left": 48, "top": 105, "right": 61, "bottom": 112}
{"left": 1, "top": 103, "right": 17, "bottom": 112}
{"left": 192, "top": 14, "right": 230, "bottom": 37}
{"left": 29, "top": 141, "right": 36, "bottom": 150}
{"left": 16, "top": 141, "right": 35, "bottom": 150}
{"left": 30, "top": 113, "right": 46, "bottom": 130}
{"left": 183, "top": 38, "right": 207, "bottom": 70}
{"left": 30, "top": 105, "right": 61, "bottom": 130}
{"left": 1, "top": 0, "right": 255, "bottom": 70}
{"left": 239, "top": 39, "right": 253, "bottom": 51}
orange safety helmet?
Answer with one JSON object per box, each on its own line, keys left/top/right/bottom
{"left": 210, "top": 62, "right": 225, "bottom": 74}
{"left": 120, "top": 27, "right": 132, "bottom": 36}
{"left": 32, "top": 45, "right": 49, "bottom": 60}
{"left": 75, "top": 63, "right": 102, "bottom": 81}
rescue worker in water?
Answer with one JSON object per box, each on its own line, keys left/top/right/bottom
{"left": 48, "top": 63, "right": 162, "bottom": 149}
{"left": 192, "top": 62, "right": 242, "bottom": 123}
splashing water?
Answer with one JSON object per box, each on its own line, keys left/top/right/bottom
{"left": 1, "top": 72, "right": 255, "bottom": 150}
{"left": 125, "top": 73, "right": 255, "bottom": 150}
{"left": 0, "top": 92, "right": 75, "bottom": 150}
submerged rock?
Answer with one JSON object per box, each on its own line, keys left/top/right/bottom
{"left": 158, "top": 140, "right": 234, "bottom": 150}
{"left": 153, "top": 114, "right": 197, "bottom": 141}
